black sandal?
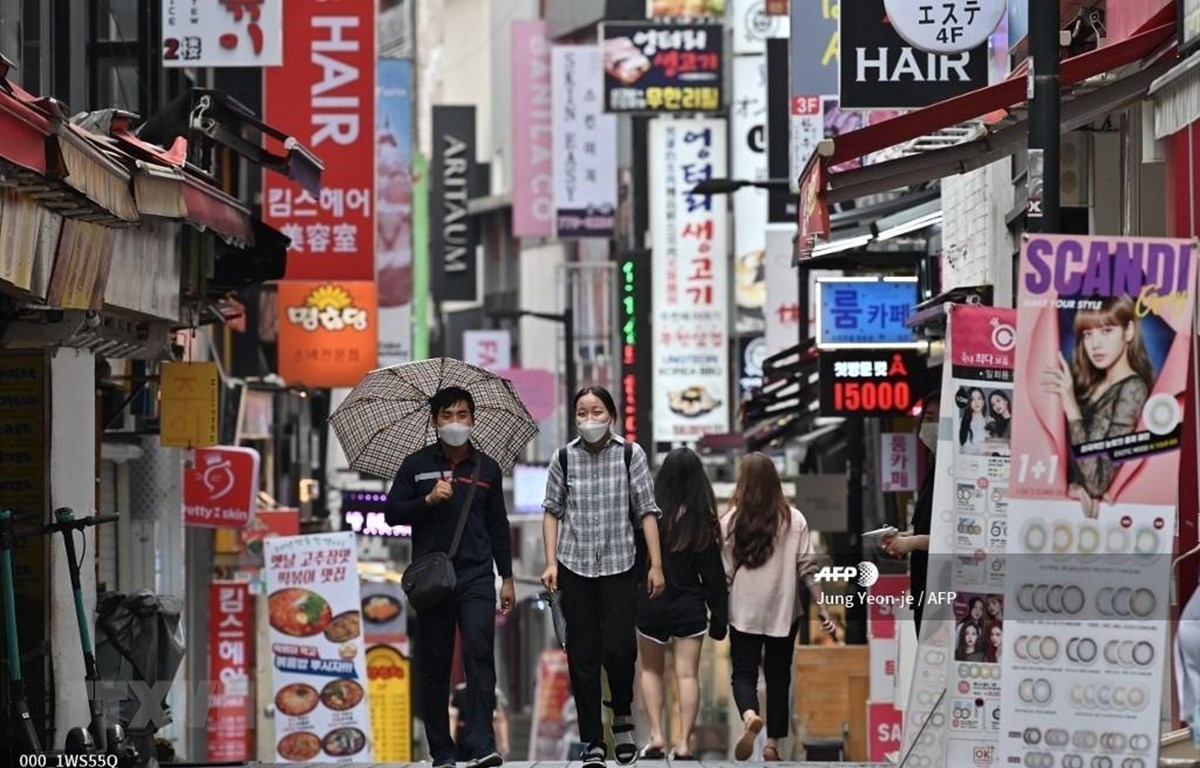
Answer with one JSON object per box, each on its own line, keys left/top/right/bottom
{"left": 606, "top": 701, "right": 638, "bottom": 766}
{"left": 639, "top": 744, "right": 665, "bottom": 760}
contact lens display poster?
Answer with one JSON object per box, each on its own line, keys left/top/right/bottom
{"left": 1000, "top": 234, "right": 1198, "bottom": 768}
{"left": 265, "top": 532, "right": 374, "bottom": 763}
{"left": 901, "top": 305, "right": 1016, "bottom": 768}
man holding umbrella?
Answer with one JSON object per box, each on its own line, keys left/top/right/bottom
{"left": 384, "top": 386, "right": 516, "bottom": 768}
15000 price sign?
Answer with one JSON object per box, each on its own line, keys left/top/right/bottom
{"left": 819, "top": 350, "right": 925, "bottom": 417}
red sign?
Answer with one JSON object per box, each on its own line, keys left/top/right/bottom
{"left": 277, "top": 281, "right": 378, "bottom": 387}
{"left": 868, "top": 574, "right": 909, "bottom": 639}
{"left": 184, "top": 447, "right": 260, "bottom": 528}
{"left": 207, "top": 581, "right": 253, "bottom": 761}
{"left": 796, "top": 158, "right": 830, "bottom": 258}
{"left": 867, "top": 702, "right": 903, "bottom": 762}
{"left": 263, "top": 0, "right": 376, "bottom": 280}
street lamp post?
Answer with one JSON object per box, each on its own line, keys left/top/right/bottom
{"left": 489, "top": 307, "right": 576, "bottom": 445}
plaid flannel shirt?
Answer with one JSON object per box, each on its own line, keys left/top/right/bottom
{"left": 542, "top": 435, "right": 660, "bottom": 577}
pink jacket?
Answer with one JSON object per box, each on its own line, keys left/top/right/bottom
{"left": 720, "top": 506, "right": 817, "bottom": 637}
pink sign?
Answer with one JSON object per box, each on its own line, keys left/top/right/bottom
{"left": 511, "top": 20, "right": 553, "bottom": 237}
{"left": 879, "top": 433, "right": 917, "bottom": 493}
{"left": 184, "top": 447, "right": 260, "bottom": 528}
{"left": 496, "top": 367, "right": 557, "bottom": 422}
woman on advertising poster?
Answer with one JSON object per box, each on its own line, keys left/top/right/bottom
{"left": 1040, "top": 296, "right": 1152, "bottom": 517}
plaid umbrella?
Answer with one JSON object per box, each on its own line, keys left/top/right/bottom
{"left": 329, "top": 357, "right": 539, "bottom": 478}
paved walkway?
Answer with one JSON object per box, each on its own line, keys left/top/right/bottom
{"left": 241, "top": 763, "right": 884, "bottom": 767}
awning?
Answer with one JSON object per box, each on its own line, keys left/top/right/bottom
{"left": 0, "top": 88, "right": 51, "bottom": 176}
{"left": 48, "top": 121, "right": 139, "bottom": 223}
{"left": 796, "top": 20, "right": 1177, "bottom": 254}
{"left": 1149, "top": 52, "right": 1200, "bottom": 139}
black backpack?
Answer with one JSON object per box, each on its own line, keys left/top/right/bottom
{"left": 557, "top": 440, "right": 641, "bottom": 532}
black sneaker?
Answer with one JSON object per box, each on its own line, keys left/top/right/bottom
{"left": 433, "top": 759, "right": 456, "bottom": 768}
{"left": 582, "top": 742, "right": 607, "bottom": 768}
{"left": 466, "top": 752, "right": 503, "bottom": 768}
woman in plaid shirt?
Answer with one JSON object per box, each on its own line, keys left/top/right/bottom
{"left": 542, "top": 386, "right": 666, "bottom": 768}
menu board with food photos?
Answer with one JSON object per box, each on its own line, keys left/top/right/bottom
{"left": 265, "top": 532, "right": 373, "bottom": 763}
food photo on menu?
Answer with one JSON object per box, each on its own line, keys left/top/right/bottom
{"left": 265, "top": 533, "right": 374, "bottom": 763}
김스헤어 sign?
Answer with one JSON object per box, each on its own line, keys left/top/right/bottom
{"left": 600, "top": 23, "right": 723, "bottom": 113}
{"left": 264, "top": 0, "right": 375, "bottom": 281}
{"left": 815, "top": 277, "right": 918, "bottom": 347}
{"left": 999, "top": 235, "right": 1198, "bottom": 768}
{"left": 162, "top": 0, "right": 283, "bottom": 67}
{"left": 277, "top": 281, "right": 378, "bottom": 388}
{"left": 649, "top": 119, "right": 730, "bottom": 444}
{"left": 184, "top": 446, "right": 261, "bottom": 529}
{"left": 266, "top": 532, "right": 373, "bottom": 764}
{"left": 207, "top": 581, "right": 253, "bottom": 762}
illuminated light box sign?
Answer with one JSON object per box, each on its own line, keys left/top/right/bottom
{"left": 815, "top": 277, "right": 918, "bottom": 348}
{"left": 819, "top": 349, "right": 924, "bottom": 417}
{"left": 342, "top": 490, "right": 411, "bottom": 538}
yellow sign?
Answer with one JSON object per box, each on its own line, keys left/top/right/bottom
{"left": 159, "top": 362, "right": 219, "bottom": 448}
{"left": 366, "top": 645, "right": 412, "bottom": 761}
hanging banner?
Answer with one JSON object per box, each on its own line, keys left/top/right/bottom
{"left": 731, "top": 54, "right": 768, "bottom": 334}
{"left": 376, "top": 58, "right": 414, "bottom": 367}
{"left": 162, "top": 0, "right": 283, "bottom": 67}
{"left": 512, "top": 20, "right": 554, "bottom": 238}
{"left": 901, "top": 304, "right": 1016, "bottom": 767}
{"left": 264, "top": 0, "right": 375, "bottom": 281}
{"left": 600, "top": 22, "right": 724, "bottom": 114}
{"left": 649, "top": 119, "right": 730, "bottom": 443}
{"left": 732, "top": 0, "right": 790, "bottom": 54}
{"left": 998, "top": 235, "right": 1198, "bottom": 768}
{"left": 552, "top": 46, "right": 617, "bottom": 238}
{"left": 838, "top": 0, "right": 988, "bottom": 110}
{"left": 207, "top": 581, "right": 254, "bottom": 762}
{"left": 430, "top": 106, "right": 478, "bottom": 301}
{"left": 183, "top": 446, "right": 261, "bottom": 528}
{"left": 277, "top": 281, "right": 378, "bottom": 388}
{"left": 265, "top": 532, "right": 374, "bottom": 764}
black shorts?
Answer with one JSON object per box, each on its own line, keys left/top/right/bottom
{"left": 635, "top": 621, "right": 708, "bottom": 645}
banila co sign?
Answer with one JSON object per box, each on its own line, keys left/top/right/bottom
{"left": 883, "top": 0, "right": 1005, "bottom": 54}
{"left": 431, "top": 105, "right": 478, "bottom": 302}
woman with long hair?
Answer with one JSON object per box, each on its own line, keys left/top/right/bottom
{"left": 635, "top": 448, "right": 728, "bottom": 760}
{"left": 956, "top": 621, "right": 985, "bottom": 662}
{"left": 541, "top": 386, "right": 666, "bottom": 768}
{"left": 986, "top": 391, "right": 1012, "bottom": 441}
{"left": 958, "top": 387, "right": 989, "bottom": 454}
{"left": 984, "top": 622, "right": 1003, "bottom": 664}
{"left": 1042, "top": 296, "right": 1153, "bottom": 517}
{"left": 721, "top": 453, "right": 834, "bottom": 762}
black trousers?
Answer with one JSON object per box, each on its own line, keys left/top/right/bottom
{"left": 558, "top": 562, "right": 638, "bottom": 747}
{"left": 729, "top": 623, "right": 798, "bottom": 739}
{"left": 416, "top": 572, "right": 498, "bottom": 763}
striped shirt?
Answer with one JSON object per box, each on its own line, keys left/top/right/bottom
{"left": 542, "top": 435, "right": 660, "bottom": 578}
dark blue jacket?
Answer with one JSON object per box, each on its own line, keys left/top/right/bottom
{"left": 384, "top": 443, "right": 513, "bottom": 581}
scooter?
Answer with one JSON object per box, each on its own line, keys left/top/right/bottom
{"left": 0, "top": 508, "right": 42, "bottom": 755}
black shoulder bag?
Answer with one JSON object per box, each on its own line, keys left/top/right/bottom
{"left": 401, "top": 461, "right": 482, "bottom": 613}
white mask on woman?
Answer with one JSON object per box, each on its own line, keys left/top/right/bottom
{"left": 577, "top": 420, "right": 610, "bottom": 444}
{"left": 919, "top": 422, "right": 938, "bottom": 451}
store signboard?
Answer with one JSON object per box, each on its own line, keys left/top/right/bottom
{"left": 818, "top": 349, "right": 923, "bottom": 417}
{"left": 884, "top": 0, "right": 1005, "bottom": 53}
{"left": 617, "top": 250, "right": 653, "bottom": 451}
{"left": 342, "top": 491, "right": 412, "bottom": 538}
{"left": 430, "top": 106, "right": 478, "bottom": 300}
{"left": 879, "top": 432, "right": 917, "bottom": 492}
{"left": 731, "top": 54, "right": 768, "bottom": 332}
{"left": 463, "top": 330, "right": 512, "bottom": 370}
{"left": 600, "top": 22, "right": 724, "bottom": 113}
{"left": 512, "top": 20, "right": 554, "bottom": 237}
{"left": 277, "top": 281, "right": 379, "bottom": 388}
{"left": 162, "top": 0, "right": 283, "bottom": 67}
{"left": 264, "top": 0, "right": 375, "bottom": 281}
{"left": 732, "top": 0, "right": 790, "bottom": 54}
{"left": 160, "top": 361, "right": 220, "bottom": 448}
{"left": 552, "top": 46, "right": 617, "bottom": 238}
{"left": 207, "top": 581, "right": 253, "bottom": 762}
{"left": 649, "top": 119, "right": 730, "bottom": 443}
{"left": 184, "top": 446, "right": 261, "bottom": 528}
{"left": 814, "top": 277, "right": 918, "bottom": 347}
{"left": 265, "top": 532, "right": 374, "bottom": 763}
{"left": 376, "top": 58, "right": 414, "bottom": 367}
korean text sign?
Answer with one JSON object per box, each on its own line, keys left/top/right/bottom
{"left": 207, "top": 581, "right": 253, "bottom": 762}
{"left": 184, "top": 446, "right": 261, "bottom": 528}
{"left": 277, "top": 281, "right": 379, "bottom": 388}
{"left": 649, "top": 119, "right": 730, "bottom": 443}
{"left": 162, "top": 0, "right": 283, "bottom": 67}
{"left": 818, "top": 349, "right": 924, "bottom": 417}
{"left": 552, "top": 47, "right": 617, "bottom": 238}
{"left": 265, "top": 532, "right": 373, "bottom": 763}
{"left": 160, "top": 361, "right": 219, "bottom": 448}
{"left": 815, "top": 278, "right": 917, "bottom": 347}
{"left": 264, "top": 0, "right": 375, "bottom": 280}
{"left": 600, "top": 23, "right": 724, "bottom": 113}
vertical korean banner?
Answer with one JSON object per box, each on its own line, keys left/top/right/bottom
{"left": 265, "top": 532, "right": 373, "bottom": 763}
{"left": 512, "top": 20, "right": 553, "bottom": 238}
{"left": 552, "top": 46, "right": 617, "bottom": 238}
{"left": 362, "top": 579, "right": 411, "bottom": 761}
{"left": 376, "top": 58, "right": 414, "bottom": 366}
{"left": 264, "top": 0, "right": 376, "bottom": 282}
{"left": 904, "top": 305, "right": 1016, "bottom": 767}
{"left": 649, "top": 119, "right": 730, "bottom": 443}
{"left": 999, "top": 236, "right": 1197, "bottom": 768}
{"left": 207, "top": 581, "right": 253, "bottom": 762}
{"left": 731, "top": 55, "right": 767, "bottom": 335}
{"left": 788, "top": 0, "right": 838, "bottom": 184}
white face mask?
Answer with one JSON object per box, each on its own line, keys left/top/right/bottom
{"left": 577, "top": 420, "right": 610, "bottom": 444}
{"left": 919, "top": 422, "right": 938, "bottom": 451}
{"left": 438, "top": 422, "right": 472, "bottom": 447}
